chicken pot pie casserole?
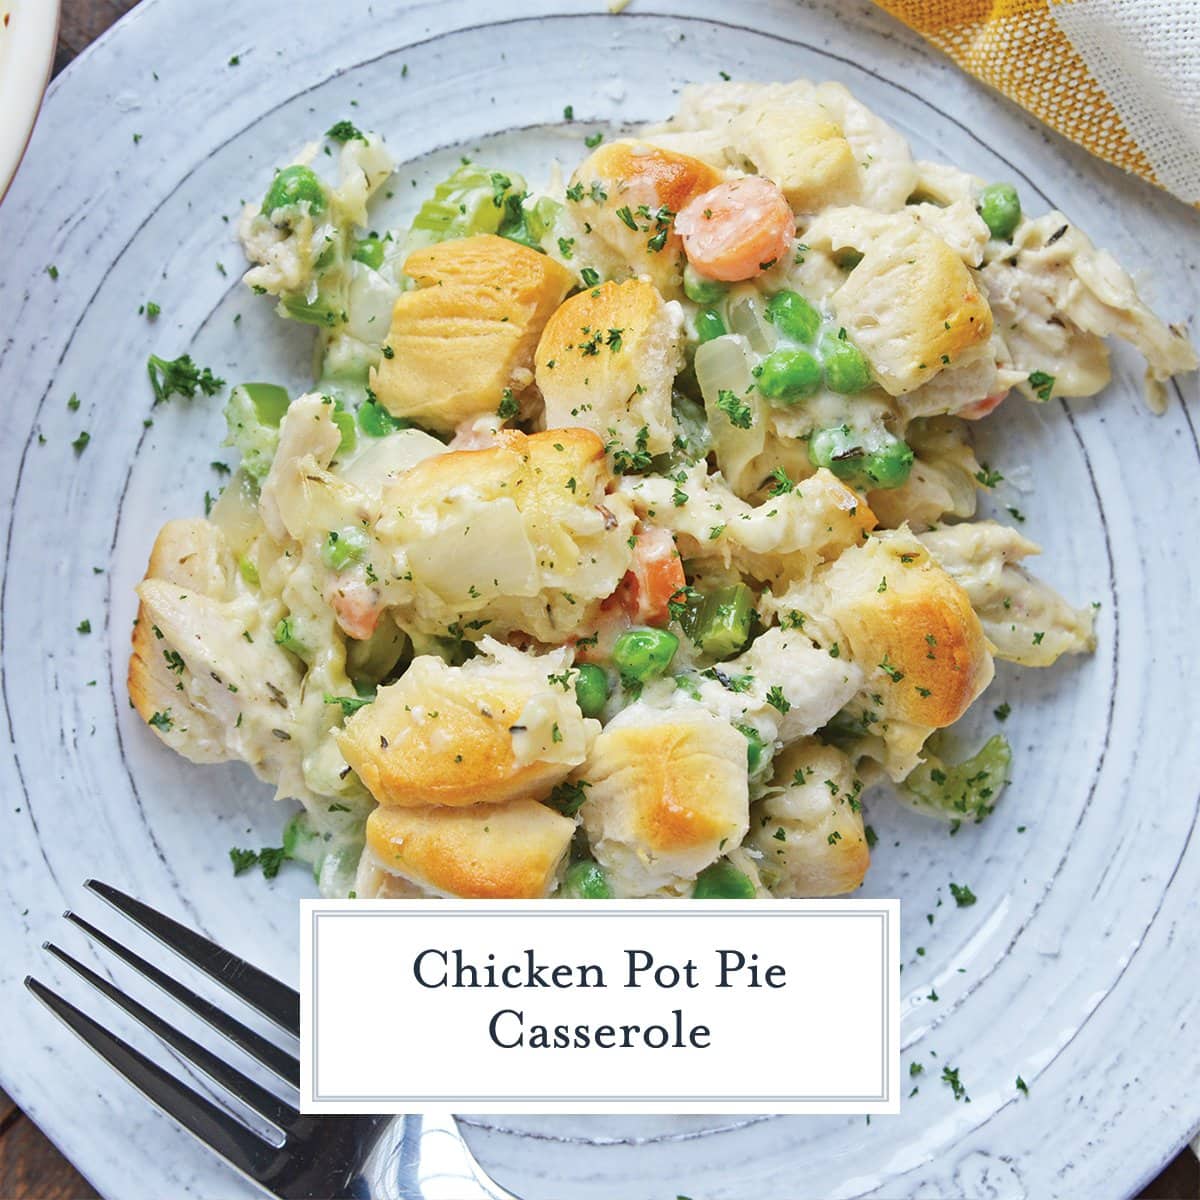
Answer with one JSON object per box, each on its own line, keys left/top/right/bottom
{"left": 128, "top": 83, "right": 1196, "bottom": 901}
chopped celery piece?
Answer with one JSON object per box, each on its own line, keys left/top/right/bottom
{"left": 283, "top": 811, "right": 321, "bottom": 860}
{"left": 691, "top": 583, "right": 754, "bottom": 658}
{"left": 499, "top": 194, "right": 562, "bottom": 251}
{"left": 280, "top": 292, "right": 343, "bottom": 327}
{"left": 224, "top": 384, "right": 284, "bottom": 481}
{"left": 352, "top": 235, "right": 386, "bottom": 270}
{"left": 274, "top": 617, "right": 308, "bottom": 659}
{"left": 240, "top": 382, "right": 290, "bottom": 426}
{"left": 357, "top": 398, "right": 409, "bottom": 436}
{"left": 900, "top": 734, "right": 1011, "bottom": 823}
{"left": 328, "top": 397, "right": 356, "bottom": 457}
{"left": 406, "top": 163, "right": 528, "bottom": 250}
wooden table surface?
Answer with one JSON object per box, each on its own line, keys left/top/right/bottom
{"left": 2, "top": 2, "right": 1197, "bottom": 1198}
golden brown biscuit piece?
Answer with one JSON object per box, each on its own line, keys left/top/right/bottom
{"left": 335, "top": 639, "right": 594, "bottom": 808}
{"left": 559, "top": 141, "right": 724, "bottom": 297}
{"left": 365, "top": 799, "right": 575, "bottom": 898}
{"left": 821, "top": 529, "right": 993, "bottom": 733}
{"left": 580, "top": 703, "right": 749, "bottom": 896}
{"left": 748, "top": 738, "right": 869, "bottom": 897}
{"left": 371, "top": 234, "right": 574, "bottom": 433}
{"left": 735, "top": 103, "right": 859, "bottom": 212}
{"left": 535, "top": 279, "right": 683, "bottom": 457}
{"left": 375, "top": 428, "right": 636, "bottom": 642}
{"left": 832, "top": 221, "right": 993, "bottom": 395}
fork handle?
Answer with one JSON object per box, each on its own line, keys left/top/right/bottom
{"left": 353, "top": 1112, "right": 517, "bottom": 1200}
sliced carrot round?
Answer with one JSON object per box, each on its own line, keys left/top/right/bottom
{"left": 675, "top": 176, "right": 795, "bottom": 283}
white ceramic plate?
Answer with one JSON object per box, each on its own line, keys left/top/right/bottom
{"left": 1, "top": 1, "right": 1198, "bottom": 1197}
{"left": 0, "top": 0, "right": 59, "bottom": 201}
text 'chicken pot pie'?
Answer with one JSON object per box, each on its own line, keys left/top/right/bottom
{"left": 130, "top": 83, "right": 1197, "bottom": 900}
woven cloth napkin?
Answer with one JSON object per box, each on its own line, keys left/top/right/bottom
{"left": 873, "top": 0, "right": 1200, "bottom": 207}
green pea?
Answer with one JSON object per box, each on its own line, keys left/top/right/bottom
{"left": 766, "top": 290, "right": 821, "bottom": 343}
{"left": 237, "top": 556, "right": 260, "bottom": 587}
{"left": 808, "top": 425, "right": 914, "bottom": 491}
{"left": 693, "top": 860, "right": 756, "bottom": 899}
{"left": 978, "top": 183, "right": 1021, "bottom": 241}
{"left": 573, "top": 664, "right": 610, "bottom": 718}
{"left": 862, "top": 438, "right": 914, "bottom": 489}
{"left": 262, "top": 165, "right": 327, "bottom": 217}
{"left": 321, "top": 527, "right": 371, "bottom": 571}
{"left": 352, "top": 236, "right": 386, "bottom": 270}
{"left": 683, "top": 263, "right": 727, "bottom": 305}
{"left": 821, "top": 333, "right": 872, "bottom": 394}
{"left": 561, "top": 860, "right": 612, "bottom": 899}
{"left": 757, "top": 347, "right": 822, "bottom": 402}
{"left": 239, "top": 382, "right": 290, "bottom": 426}
{"left": 695, "top": 308, "right": 726, "bottom": 343}
{"left": 612, "top": 627, "right": 678, "bottom": 684}
{"left": 834, "top": 249, "right": 864, "bottom": 271}
{"left": 737, "top": 723, "right": 768, "bottom": 774}
{"left": 357, "top": 398, "right": 409, "bottom": 437}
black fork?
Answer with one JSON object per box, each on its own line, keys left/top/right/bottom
{"left": 26, "top": 881, "right": 517, "bottom": 1199}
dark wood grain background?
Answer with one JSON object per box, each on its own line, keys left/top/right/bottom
{"left": 2, "top": 2, "right": 1196, "bottom": 1198}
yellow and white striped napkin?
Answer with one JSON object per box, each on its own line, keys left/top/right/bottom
{"left": 873, "top": 0, "right": 1200, "bottom": 207}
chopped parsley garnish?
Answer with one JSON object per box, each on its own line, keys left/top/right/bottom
{"left": 148, "top": 709, "right": 173, "bottom": 731}
{"left": 975, "top": 464, "right": 1004, "bottom": 488}
{"left": 584, "top": 132, "right": 604, "bottom": 148}
{"left": 580, "top": 266, "right": 601, "bottom": 287}
{"left": 716, "top": 389, "right": 753, "bottom": 429}
{"left": 546, "top": 779, "right": 591, "bottom": 817}
{"left": 147, "top": 353, "right": 226, "bottom": 405}
{"left": 324, "top": 694, "right": 372, "bottom": 717}
{"left": 229, "top": 845, "right": 287, "bottom": 879}
{"left": 1028, "top": 370, "right": 1055, "bottom": 402}
{"left": 163, "top": 649, "right": 185, "bottom": 673}
{"left": 1016, "top": 1075, "right": 1029, "bottom": 1096}
{"left": 949, "top": 881, "right": 976, "bottom": 907}
{"left": 76, "top": 619, "right": 91, "bottom": 634}
{"left": 325, "top": 119, "right": 366, "bottom": 143}
{"left": 766, "top": 466, "right": 794, "bottom": 496}
{"left": 994, "top": 702, "right": 1011, "bottom": 721}
{"left": 67, "top": 393, "right": 80, "bottom": 411}
{"left": 765, "top": 686, "right": 790, "bottom": 714}
{"left": 941, "top": 1065, "right": 969, "bottom": 1102}
{"left": 497, "top": 388, "right": 519, "bottom": 420}
{"left": 609, "top": 426, "right": 652, "bottom": 474}
{"left": 71, "top": 431, "right": 90, "bottom": 455}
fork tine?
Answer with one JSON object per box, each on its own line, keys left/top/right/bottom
{"left": 85, "top": 880, "right": 300, "bottom": 1035}
{"left": 45, "top": 943, "right": 302, "bottom": 1135}
{"left": 65, "top": 912, "right": 300, "bottom": 1087}
{"left": 26, "top": 975, "right": 277, "bottom": 1182}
